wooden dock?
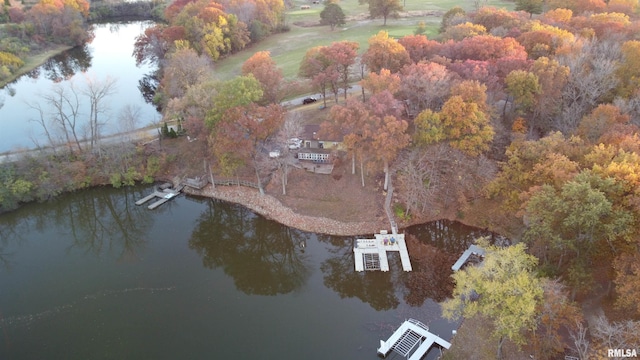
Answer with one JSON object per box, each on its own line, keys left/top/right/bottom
{"left": 378, "top": 319, "right": 451, "bottom": 359}
{"left": 353, "top": 232, "right": 412, "bottom": 272}
{"left": 451, "top": 244, "right": 485, "bottom": 271}
{"left": 135, "top": 184, "right": 183, "bottom": 210}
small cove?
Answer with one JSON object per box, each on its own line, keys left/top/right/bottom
{"left": 0, "top": 21, "right": 159, "bottom": 154}
{"left": 0, "top": 184, "right": 501, "bottom": 359}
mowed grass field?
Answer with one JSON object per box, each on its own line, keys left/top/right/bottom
{"left": 214, "top": 0, "right": 515, "bottom": 80}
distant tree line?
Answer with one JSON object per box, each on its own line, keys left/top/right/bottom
{"left": 89, "top": 0, "right": 166, "bottom": 21}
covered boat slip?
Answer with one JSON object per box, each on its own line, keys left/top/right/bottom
{"left": 378, "top": 319, "right": 451, "bottom": 360}
{"left": 353, "top": 233, "right": 412, "bottom": 272}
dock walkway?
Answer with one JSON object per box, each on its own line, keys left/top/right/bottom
{"left": 451, "top": 244, "right": 485, "bottom": 271}
{"left": 377, "top": 319, "right": 451, "bottom": 359}
{"left": 353, "top": 232, "right": 412, "bottom": 272}
{"left": 135, "top": 184, "right": 183, "bottom": 210}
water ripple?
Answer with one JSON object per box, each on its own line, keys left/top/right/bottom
{"left": 0, "top": 286, "right": 176, "bottom": 328}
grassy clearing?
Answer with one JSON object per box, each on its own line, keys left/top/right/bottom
{"left": 216, "top": 20, "right": 427, "bottom": 79}
{"left": 215, "top": 0, "right": 514, "bottom": 80}
{"left": 0, "top": 45, "right": 73, "bottom": 88}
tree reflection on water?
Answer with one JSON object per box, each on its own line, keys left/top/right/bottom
{"left": 0, "top": 186, "right": 154, "bottom": 270}
{"left": 58, "top": 186, "right": 153, "bottom": 260}
{"left": 188, "top": 198, "right": 311, "bottom": 296}
{"left": 27, "top": 44, "right": 93, "bottom": 84}
{"left": 318, "top": 235, "right": 401, "bottom": 311}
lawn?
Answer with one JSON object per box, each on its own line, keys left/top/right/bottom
{"left": 0, "top": 44, "right": 73, "bottom": 88}
{"left": 215, "top": 0, "right": 515, "bottom": 80}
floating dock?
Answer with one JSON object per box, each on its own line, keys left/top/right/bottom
{"left": 378, "top": 319, "right": 451, "bottom": 359}
{"left": 451, "top": 244, "right": 485, "bottom": 271}
{"left": 135, "top": 184, "right": 183, "bottom": 210}
{"left": 353, "top": 232, "right": 412, "bottom": 272}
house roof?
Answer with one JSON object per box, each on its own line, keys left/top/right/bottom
{"left": 302, "top": 124, "right": 344, "bottom": 142}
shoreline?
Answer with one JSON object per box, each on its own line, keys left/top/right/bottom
{"left": 0, "top": 45, "right": 73, "bottom": 89}
{"left": 183, "top": 183, "right": 501, "bottom": 237}
{"left": 184, "top": 184, "right": 389, "bottom": 237}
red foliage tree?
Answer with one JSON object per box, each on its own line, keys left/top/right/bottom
{"left": 398, "top": 34, "right": 442, "bottom": 63}
{"left": 441, "top": 35, "right": 528, "bottom": 62}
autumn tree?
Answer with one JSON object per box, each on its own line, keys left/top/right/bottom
{"left": 576, "top": 104, "right": 629, "bottom": 143}
{"left": 362, "top": 30, "right": 410, "bottom": 74}
{"left": 27, "top": 0, "right": 91, "bottom": 46}
{"left": 523, "top": 171, "right": 635, "bottom": 296}
{"left": 359, "top": 0, "right": 402, "bottom": 26}
{"left": 615, "top": 40, "right": 640, "bottom": 99}
{"left": 399, "top": 61, "right": 454, "bottom": 116}
{"left": 486, "top": 132, "right": 585, "bottom": 213}
{"left": 471, "top": 6, "right": 525, "bottom": 31}
{"left": 324, "top": 93, "right": 408, "bottom": 189}
{"left": 613, "top": 252, "right": 640, "bottom": 316}
{"left": 441, "top": 22, "right": 487, "bottom": 41}
{"left": 205, "top": 75, "right": 263, "bottom": 128}
{"left": 324, "top": 41, "right": 359, "bottom": 101}
{"left": 162, "top": 47, "right": 213, "bottom": 100}
{"left": 398, "top": 34, "right": 442, "bottom": 63}
{"left": 440, "top": 6, "right": 466, "bottom": 33}
{"left": 414, "top": 81, "right": 494, "bottom": 156}
{"left": 241, "top": 51, "right": 283, "bottom": 104}
{"left": 271, "top": 112, "right": 303, "bottom": 195}
{"left": 607, "top": 0, "right": 638, "bottom": 14}
{"left": 505, "top": 70, "right": 541, "bottom": 117}
{"left": 557, "top": 38, "right": 620, "bottom": 134}
{"left": 442, "top": 35, "right": 528, "bottom": 62}
{"left": 541, "top": 8, "right": 573, "bottom": 24}
{"left": 360, "top": 68, "right": 401, "bottom": 97}
{"left": 165, "top": 78, "right": 217, "bottom": 133}
{"left": 212, "top": 104, "right": 285, "bottom": 193}
{"left": 371, "top": 113, "right": 409, "bottom": 190}
{"left": 323, "top": 98, "right": 372, "bottom": 184}
{"left": 299, "top": 42, "right": 358, "bottom": 104}
{"left": 546, "top": 0, "right": 606, "bottom": 13}
{"left": 532, "top": 279, "right": 583, "bottom": 359}
{"left": 319, "top": 2, "right": 345, "bottom": 30}
{"left": 133, "top": 26, "right": 173, "bottom": 66}
{"left": 515, "top": 0, "right": 544, "bottom": 17}
{"left": 530, "top": 57, "right": 569, "bottom": 135}
{"left": 517, "top": 22, "right": 575, "bottom": 59}
{"left": 299, "top": 46, "right": 336, "bottom": 107}
{"left": 442, "top": 239, "right": 544, "bottom": 360}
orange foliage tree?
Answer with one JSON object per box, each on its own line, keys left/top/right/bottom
{"left": 398, "top": 34, "right": 442, "bottom": 63}
{"left": 362, "top": 30, "right": 410, "bottom": 73}
{"left": 242, "top": 51, "right": 283, "bottom": 104}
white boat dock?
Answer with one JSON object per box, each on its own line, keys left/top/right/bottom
{"left": 377, "top": 319, "right": 451, "bottom": 359}
{"left": 451, "top": 244, "right": 485, "bottom": 271}
{"left": 353, "top": 232, "right": 412, "bottom": 272}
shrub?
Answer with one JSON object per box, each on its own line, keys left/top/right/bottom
{"left": 110, "top": 173, "right": 123, "bottom": 188}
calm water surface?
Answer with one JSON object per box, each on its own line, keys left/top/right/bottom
{"left": 0, "top": 21, "right": 158, "bottom": 153}
{"left": 0, "top": 185, "right": 500, "bottom": 359}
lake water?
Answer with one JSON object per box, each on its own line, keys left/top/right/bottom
{"left": 0, "top": 21, "right": 159, "bottom": 153}
{"left": 0, "top": 185, "right": 499, "bottom": 359}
